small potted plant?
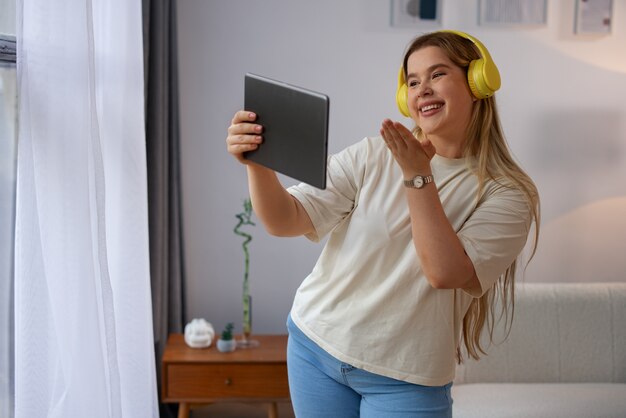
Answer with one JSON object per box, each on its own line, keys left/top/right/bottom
{"left": 216, "top": 322, "right": 236, "bottom": 353}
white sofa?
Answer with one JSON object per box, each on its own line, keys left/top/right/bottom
{"left": 452, "top": 282, "right": 626, "bottom": 418}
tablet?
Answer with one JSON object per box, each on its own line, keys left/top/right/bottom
{"left": 243, "top": 73, "right": 329, "bottom": 189}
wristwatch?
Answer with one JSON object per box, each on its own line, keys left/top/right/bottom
{"left": 403, "top": 174, "right": 434, "bottom": 189}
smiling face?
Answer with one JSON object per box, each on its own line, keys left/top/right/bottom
{"left": 405, "top": 46, "right": 475, "bottom": 154}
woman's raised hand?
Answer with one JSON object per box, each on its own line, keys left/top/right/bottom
{"left": 380, "top": 119, "right": 436, "bottom": 178}
{"left": 226, "top": 111, "right": 264, "bottom": 164}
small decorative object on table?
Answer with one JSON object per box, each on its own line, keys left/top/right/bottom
{"left": 234, "top": 198, "right": 259, "bottom": 348}
{"left": 183, "top": 318, "right": 215, "bottom": 348}
{"left": 216, "top": 322, "right": 237, "bottom": 353}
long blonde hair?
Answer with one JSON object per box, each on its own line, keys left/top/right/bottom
{"left": 403, "top": 31, "right": 540, "bottom": 361}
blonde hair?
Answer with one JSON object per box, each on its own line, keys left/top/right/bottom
{"left": 403, "top": 31, "right": 540, "bottom": 361}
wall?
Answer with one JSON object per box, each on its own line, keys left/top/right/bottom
{"left": 176, "top": 0, "right": 626, "bottom": 334}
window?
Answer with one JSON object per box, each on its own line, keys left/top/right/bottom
{"left": 0, "top": 19, "right": 17, "bottom": 418}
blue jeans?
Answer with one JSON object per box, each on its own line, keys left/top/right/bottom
{"left": 286, "top": 315, "right": 453, "bottom": 418}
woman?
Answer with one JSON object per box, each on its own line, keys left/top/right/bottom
{"left": 226, "top": 30, "right": 539, "bottom": 417}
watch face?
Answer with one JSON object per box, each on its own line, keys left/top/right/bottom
{"left": 413, "top": 176, "right": 424, "bottom": 188}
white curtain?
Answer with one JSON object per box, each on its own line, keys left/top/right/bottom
{"left": 1, "top": 65, "right": 18, "bottom": 418}
{"left": 14, "top": 0, "right": 158, "bottom": 417}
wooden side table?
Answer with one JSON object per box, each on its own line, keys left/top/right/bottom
{"left": 162, "top": 334, "right": 290, "bottom": 418}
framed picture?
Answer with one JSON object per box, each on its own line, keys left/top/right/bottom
{"left": 390, "top": 0, "right": 441, "bottom": 29}
{"left": 575, "top": 0, "right": 612, "bottom": 35}
{"left": 479, "top": 0, "right": 547, "bottom": 27}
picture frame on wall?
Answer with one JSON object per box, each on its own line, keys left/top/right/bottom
{"left": 478, "top": 0, "right": 547, "bottom": 27}
{"left": 574, "top": 0, "right": 612, "bottom": 35}
{"left": 390, "top": 0, "right": 441, "bottom": 29}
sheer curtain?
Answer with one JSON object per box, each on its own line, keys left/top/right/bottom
{"left": 14, "top": 0, "right": 158, "bottom": 417}
{"left": 1, "top": 60, "right": 17, "bottom": 418}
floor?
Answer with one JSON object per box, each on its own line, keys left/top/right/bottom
{"left": 189, "top": 401, "right": 296, "bottom": 418}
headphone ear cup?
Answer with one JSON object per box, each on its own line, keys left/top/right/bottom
{"left": 396, "top": 67, "right": 410, "bottom": 117}
{"left": 396, "top": 83, "right": 410, "bottom": 117}
{"left": 467, "top": 57, "right": 500, "bottom": 99}
{"left": 467, "top": 59, "right": 484, "bottom": 99}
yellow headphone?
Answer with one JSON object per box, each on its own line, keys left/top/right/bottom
{"left": 396, "top": 30, "right": 501, "bottom": 117}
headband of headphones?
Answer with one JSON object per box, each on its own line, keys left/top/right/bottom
{"left": 396, "top": 30, "right": 501, "bottom": 117}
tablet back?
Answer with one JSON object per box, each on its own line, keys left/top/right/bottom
{"left": 244, "top": 73, "right": 329, "bottom": 189}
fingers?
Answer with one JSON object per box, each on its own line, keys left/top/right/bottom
{"left": 380, "top": 119, "right": 412, "bottom": 152}
{"left": 227, "top": 111, "right": 264, "bottom": 164}
{"left": 227, "top": 121, "right": 263, "bottom": 138}
{"left": 386, "top": 119, "right": 414, "bottom": 137}
{"left": 380, "top": 119, "right": 398, "bottom": 152}
{"left": 226, "top": 130, "right": 263, "bottom": 160}
{"left": 228, "top": 111, "right": 262, "bottom": 136}
{"left": 231, "top": 110, "right": 257, "bottom": 124}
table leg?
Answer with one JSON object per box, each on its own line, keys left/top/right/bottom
{"left": 178, "top": 402, "right": 190, "bottom": 418}
{"left": 268, "top": 402, "right": 279, "bottom": 418}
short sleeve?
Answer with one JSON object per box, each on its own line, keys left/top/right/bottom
{"left": 287, "top": 140, "right": 367, "bottom": 242}
{"left": 458, "top": 183, "right": 532, "bottom": 297}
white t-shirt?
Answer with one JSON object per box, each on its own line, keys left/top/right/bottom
{"left": 287, "top": 136, "right": 532, "bottom": 386}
